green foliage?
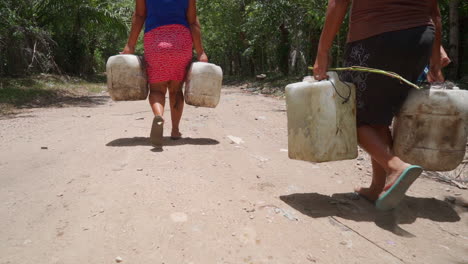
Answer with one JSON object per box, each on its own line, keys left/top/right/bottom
{"left": 0, "top": 0, "right": 132, "bottom": 76}
{"left": 0, "top": 0, "right": 465, "bottom": 81}
{"left": 198, "top": 0, "right": 342, "bottom": 77}
{"left": 0, "top": 74, "right": 106, "bottom": 113}
{"left": 0, "top": 78, "right": 60, "bottom": 109}
{"left": 0, "top": 0, "right": 54, "bottom": 75}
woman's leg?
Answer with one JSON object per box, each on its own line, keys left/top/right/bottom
{"left": 355, "top": 158, "right": 386, "bottom": 201}
{"left": 168, "top": 80, "right": 185, "bottom": 139}
{"left": 357, "top": 125, "right": 410, "bottom": 199}
{"left": 148, "top": 82, "right": 168, "bottom": 147}
{"left": 355, "top": 125, "right": 393, "bottom": 201}
{"left": 149, "top": 82, "right": 169, "bottom": 117}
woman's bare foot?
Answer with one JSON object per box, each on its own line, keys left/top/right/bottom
{"left": 171, "top": 130, "right": 182, "bottom": 140}
{"left": 354, "top": 186, "right": 382, "bottom": 202}
{"left": 383, "top": 162, "right": 411, "bottom": 191}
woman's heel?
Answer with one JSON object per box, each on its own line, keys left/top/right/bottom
{"left": 150, "top": 115, "right": 164, "bottom": 147}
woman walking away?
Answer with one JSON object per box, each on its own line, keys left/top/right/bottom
{"left": 121, "top": 0, "right": 208, "bottom": 147}
{"left": 313, "top": 0, "right": 444, "bottom": 210}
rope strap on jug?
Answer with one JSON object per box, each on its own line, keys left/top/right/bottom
{"left": 308, "top": 66, "right": 421, "bottom": 90}
{"left": 330, "top": 79, "right": 352, "bottom": 104}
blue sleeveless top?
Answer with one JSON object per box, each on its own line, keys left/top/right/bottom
{"left": 145, "top": 0, "right": 190, "bottom": 33}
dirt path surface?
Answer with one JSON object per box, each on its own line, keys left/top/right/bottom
{"left": 1, "top": 86, "right": 467, "bottom": 264}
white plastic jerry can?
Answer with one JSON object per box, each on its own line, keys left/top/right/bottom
{"left": 106, "top": 55, "right": 148, "bottom": 101}
{"left": 185, "top": 62, "right": 223, "bottom": 108}
{"left": 286, "top": 72, "right": 358, "bottom": 163}
{"left": 393, "top": 87, "right": 468, "bottom": 171}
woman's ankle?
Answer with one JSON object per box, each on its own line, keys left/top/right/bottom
{"left": 386, "top": 156, "right": 408, "bottom": 172}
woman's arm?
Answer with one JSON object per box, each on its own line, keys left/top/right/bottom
{"left": 187, "top": 0, "right": 208, "bottom": 62}
{"left": 428, "top": 0, "right": 444, "bottom": 82}
{"left": 313, "top": 0, "right": 351, "bottom": 80}
{"left": 121, "top": 0, "right": 146, "bottom": 54}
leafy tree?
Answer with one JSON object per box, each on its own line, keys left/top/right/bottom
{"left": 0, "top": 0, "right": 131, "bottom": 76}
{"left": 36, "top": 0, "right": 129, "bottom": 74}
{"left": 0, "top": 0, "right": 465, "bottom": 82}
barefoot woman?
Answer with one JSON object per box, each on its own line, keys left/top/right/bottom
{"left": 313, "top": 0, "right": 444, "bottom": 210}
{"left": 122, "top": 0, "right": 208, "bottom": 147}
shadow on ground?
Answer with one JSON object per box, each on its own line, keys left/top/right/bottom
{"left": 11, "top": 94, "right": 109, "bottom": 109}
{"left": 0, "top": 94, "right": 109, "bottom": 119}
{"left": 280, "top": 192, "right": 463, "bottom": 237}
{"left": 0, "top": 76, "right": 109, "bottom": 117}
{"left": 106, "top": 137, "right": 220, "bottom": 147}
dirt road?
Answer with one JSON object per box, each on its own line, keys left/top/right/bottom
{"left": 0, "top": 86, "right": 467, "bottom": 264}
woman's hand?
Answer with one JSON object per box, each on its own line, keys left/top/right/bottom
{"left": 428, "top": 64, "right": 444, "bottom": 83}
{"left": 120, "top": 44, "right": 135, "bottom": 55}
{"left": 198, "top": 52, "right": 209, "bottom": 62}
{"left": 440, "top": 46, "right": 451, "bottom": 68}
{"left": 313, "top": 52, "right": 329, "bottom": 81}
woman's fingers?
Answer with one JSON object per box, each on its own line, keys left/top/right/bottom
{"left": 313, "top": 70, "right": 329, "bottom": 81}
{"left": 198, "top": 53, "right": 209, "bottom": 62}
{"left": 441, "top": 57, "right": 451, "bottom": 68}
{"left": 313, "top": 64, "right": 328, "bottom": 80}
{"left": 120, "top": 45, "right": 135, "bottom": 55}
{"left": 312, "top": 64, "right": 329, "bottom": 81}
{"left": 428, "top": 63, "right": 445, "bottom": 83}
{"left": 313, "top": 53, "right": 329, "bottom": 80}
{"left": 428, "top": 69, "right": 444, "bottom": 83}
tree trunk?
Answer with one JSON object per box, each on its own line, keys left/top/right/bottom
{"left": 228, "top": 51, "right": 233, "bottom": 76}
{"left": 279, "top": 23, "right": 290, "bottom": 76}
{"left": 449, "top": 0, "right": 460, "bottom": 79}
{"left": 237, "top": 52, "right": 242, "bottom": 76}
{"left": 261, "top": 45, "right": 265, "bottom": 73}
{"left": 250, "top": 55, "right": 255, "bottom": 76}
{"left": 309, "top": 28, "right": 319, "bottom": 71}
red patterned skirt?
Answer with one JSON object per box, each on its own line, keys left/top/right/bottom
{"left": 144, "top": 24, "right": 193, "bottom": 83}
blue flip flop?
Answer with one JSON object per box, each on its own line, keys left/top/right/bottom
{"left": 376, "top": 165, "right": 423, "bottom": 211}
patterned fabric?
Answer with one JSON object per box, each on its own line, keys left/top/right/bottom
{"left": 340, "top": 25, "right": 434, "bottom": 126}
{"left": 340, "top": 43, "right": 370, "bottom": 111}
{"left": 144, "top": 24, "right": 193, "bottom": 83}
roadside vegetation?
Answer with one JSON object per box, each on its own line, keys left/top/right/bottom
{"left": 0, "top": 75, "right": 106, "bottom": 114}
{"left": 0, "top": 0, "right": 467, "bottom": 113}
